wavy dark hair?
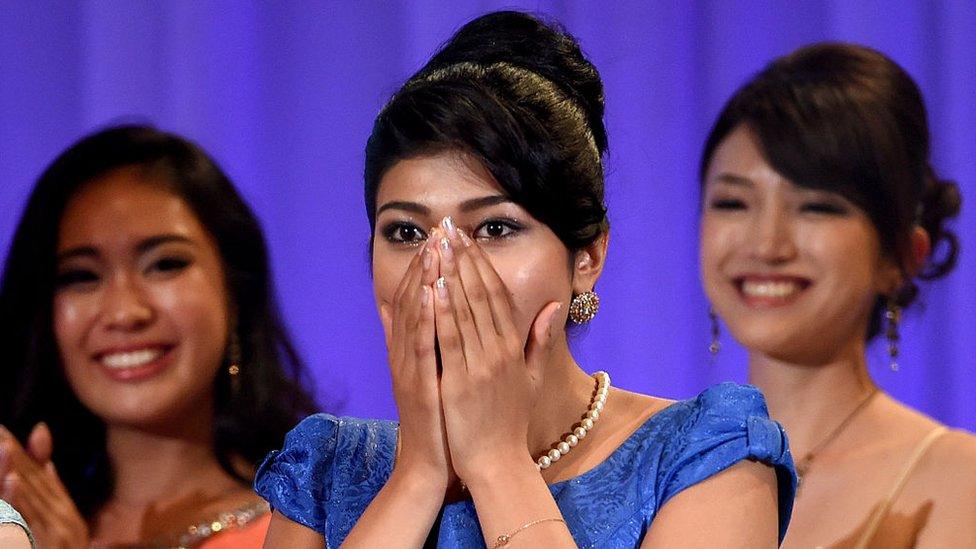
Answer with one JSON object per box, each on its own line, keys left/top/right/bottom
{"left": 364, "top": 10, "right": 609, "bottom": 253}
{"left": 0, "top": 125, "right": 318, "bottom": 517}
{"left": 700, "top": 43, "right": 961, "bottom": 338}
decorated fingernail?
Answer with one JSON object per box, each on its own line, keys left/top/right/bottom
{"left": 422, "top": 247, "right": 433, "bottom": 270}
{"left": 435, "top": 276, "right": 448, "bottom": 298}
{"left": 458, "top": 228, "right": 472, "bottom": 247}
{"left": 441, "top": 216, "right": 457, "bottom": 236}
{"left": 439, "top": 236, "right": 453, "bottom": 262}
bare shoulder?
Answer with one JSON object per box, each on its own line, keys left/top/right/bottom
{"left": 878, "top": 396, "right": 976, "bottom": 480}
{"left": 907, "top": 428, "right": 976, "bottom": 545}
{"left": 880, "top": 400, "right": 976, "bottom": 529}
{"left": 610, "top": 387, "right": 675, "bottom": 421}
{"left": 915, "top": 427, "right": 976, "bottom": 489}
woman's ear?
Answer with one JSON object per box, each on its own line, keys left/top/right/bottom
{"left": 572, "top": 231, "right": 609, "bottom": 294}
{"left": 878, "top": 227, "right": 931, "bottom": 296}
{"left": 907, "top": 226, "right": 931, "bottom": 277}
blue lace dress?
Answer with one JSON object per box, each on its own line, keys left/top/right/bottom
{"left": 255, "top": 383, "right": 796, "bottom": 547}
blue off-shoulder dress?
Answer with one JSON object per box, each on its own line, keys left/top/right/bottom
{"left": 255, "top": 383, "right": 796, "bottom": 547}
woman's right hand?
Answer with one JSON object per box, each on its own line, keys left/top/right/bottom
{"left": 339, "top": 235, "right": 449, "bottom": 548}
{"left": 0, "top": 423, "right": 90, "bottom": 549}
{"left": 379, "top": 233, "right": 453, "bottom": 489}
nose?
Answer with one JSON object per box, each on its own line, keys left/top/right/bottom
{"left": 750, "top": 206, "right": 797, "bottom": 264}
{"left": 100, "top": 274, "right": 153, "bottom": 331}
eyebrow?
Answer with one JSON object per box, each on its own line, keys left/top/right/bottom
{"left": 376, "top": 195, "right": 513, "bottom": 216}
{"left": 711, "top": 173, "right": 755, "bottom": 187}
{"left": 56, "top": 234, "right": 196, "bottom": 262}
{"left": 376, "top": 200, "right": 429, "bottom": 216}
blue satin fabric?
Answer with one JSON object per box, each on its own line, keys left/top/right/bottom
{"left": 255, "top": 382, "right": 796, "bottom": 547}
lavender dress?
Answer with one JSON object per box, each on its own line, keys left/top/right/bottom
{"left": 256, "top": 382, "right": 796, "bottom": 547}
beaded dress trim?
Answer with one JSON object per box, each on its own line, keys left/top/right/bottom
{"left": 146, "top": 500, "right": 270, "bottom": 548}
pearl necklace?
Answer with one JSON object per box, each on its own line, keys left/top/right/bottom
{"left": 536, "top": 371, "right": 610, "bottom": 470}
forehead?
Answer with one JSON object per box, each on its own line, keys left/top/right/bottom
{"left": 707, "top": 125, "right": 791, "bottom": 187}
{"left": 377, "top": 153, "right": 506, "bottom": 209}
{"left": 58, "top": 167, "right": 204, "bottom": 250}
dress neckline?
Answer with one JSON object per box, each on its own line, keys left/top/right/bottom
{"left": 436, "top": 396, "right": 683, "bottom": 513}
{"left": 545, "top": 397, "right": 680, "bottom": 489}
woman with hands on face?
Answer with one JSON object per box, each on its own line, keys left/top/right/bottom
{"left": 0, "top": 125, "right": 318, "bottom": 547}
{"left": 257, "top": 11, "right": 797, "bottom": 548}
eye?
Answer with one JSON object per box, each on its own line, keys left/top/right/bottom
{"left": 800, "top": 201, "right": 848, "bottom": 215}
{"left": 55, "top": 269, "right": 99, "bottom": 290}
{"left": 148, "top": 257, "right": 191, "bottom": 274}
{"left": 473, "top": 219, "right": 522, "bottom": 240}
{"left": 381, "top": 222, "right": 427, "bottom": 245}
{"left": 709, "top": 198, "right": 747, "bottom": 211}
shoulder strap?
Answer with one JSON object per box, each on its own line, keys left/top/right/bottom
{"left": 855, "top": 426, "right": 949, "bottom": 548}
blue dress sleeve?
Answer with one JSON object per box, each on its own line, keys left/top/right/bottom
{"left": 656, "top": 383, "right": 797, "bottom": 542}
{"left": 254, "top": 413, "right": 341, "bottom": 533}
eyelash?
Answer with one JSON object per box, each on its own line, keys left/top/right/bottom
{"left": 473, "top": 218, "right": 523, "bottom": 240}
{"left": 55, "top": 269, "right": 99, "bottom": 288}
{"left": 709, "top": 198, "right": 746, "bottom": 210}
{"left": 800, "top": 202, "right": 848, "bottom": 215}
{"left": 381, "top": 223, "right": 428, "bottom": 246}
{"left": 149, "top": 257, "right": 191, "bottom": 273}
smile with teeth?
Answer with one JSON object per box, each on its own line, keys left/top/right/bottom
{"left": 100, "top": 348, "right": 164, "bottom": 369}
{"left": 741, "top": 280, "right": 804, "bottom": 298}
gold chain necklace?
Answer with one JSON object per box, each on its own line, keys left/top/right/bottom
{"left": 795, "top": 388, "right": 879, "bottom": 487}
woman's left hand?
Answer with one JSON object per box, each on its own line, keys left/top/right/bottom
{"left": 0, "top": 423, "right": 90, "bottom": 549}
{"left": 431, "top": 222, "right": 563, "bottom": 482}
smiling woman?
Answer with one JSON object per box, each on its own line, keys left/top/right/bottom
{"left": 256, "top": 10, "right": 796, "bottom": 549}
{"left": 0, "top": 125, "right": 318, "bottom": 547}
{"left": 699, "top": 44, "right": 975, "bottom": 548}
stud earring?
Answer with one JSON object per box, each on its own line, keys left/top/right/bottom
{"left": 569, "top": 291, "right": 600, "bottom": 324}
{"left": 228, "top": 332, "right": 242, "bottom": 393}
{"left": 708, "top": 308, "right": 721, "bottom": 357}
{"left": 885, "top": 298, "right": 901, "bottom": 372}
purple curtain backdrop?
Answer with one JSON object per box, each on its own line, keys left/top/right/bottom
{"left": 1, "top": 1, "right": 973, "bottom": 429}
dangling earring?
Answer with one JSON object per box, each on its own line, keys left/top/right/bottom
{"left": 227, "top": 332, "right": 242, "bottom": 393}
{"left": 708, "top": 308, "right": 721, "bottom": 357}
{"left": 885, "top": 297, "right": 901, "bottom": 372}
{"left": 569, "top": 291, "right": 600, "bottom": 324}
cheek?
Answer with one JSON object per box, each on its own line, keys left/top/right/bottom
{"left": 154, "top": 272, "right": 230, "bottom": 369}
{"left": 490, "top": 250, "right": 571, "bottom": 339}
{"left": 699, "top": 217, "right": 738, "bottom": 287}
{"left": 805, "top": 227, "right": 881, "bottom": 296}
{"left": 372, "top": 249, "right": 414, "bottom": 307}
{"left": 52, "top": 293, "right": 98, "bottom": 362}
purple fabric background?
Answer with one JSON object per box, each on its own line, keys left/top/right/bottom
{"left": 1, "top": 1, "right": 973, "bottom": 429}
